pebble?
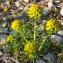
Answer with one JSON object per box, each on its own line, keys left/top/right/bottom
{"left": 0, "top": 22, "right": 7, "bottom": 28}
{"left": 0, "top": 34, "right": 6, "bottom": 45}
{"left": 54, "top": 0, "right": 60, "bottom": 4}
{"left": 19, "top": 6, "right": 24, "bottom": 10}
{"left": 1, "top": 1, "right": 10, "bottom": 8}
{"left": 0, "top": 39, "right": 6, "bottom": 45}
{"left": 60, "top": 7, "right": 63, "bottom": 16}
{"left": 43, "top": 8, "right": 49, "bottom": 16}
{"left": 0, "top": 52, "right": 3, "bottom": 60}
{"left": 48, "top": 1, "right": 53, "bottom": 9}
{"left": 15, "top": 1, "right": 20, "bottom": 7}
{"left": 19, "top": 12, "right": 28, "bottom": 21}
{"left": 0, "top": 34, "right": 7, "bottom": 39}
{"left": 0, "top": 52, "right": 2, "bottom": 56}
{"left": 57, "top": 30, "right": 63, "bottom": 36}
{"left": 50, "top": 35, "right": 63, "bottom": 45}
{"left": 43, "top": 53, "right": 57, "bottom": 63}
{"left": 2, "top": 23, "right": 7, "bottom": 28}
{"left": 0, "top": 59, "right": 5, "bottom": 63}
{"left": 0, "top": 28, "right": 8, "bottom": 34}
{"left": 23, "top": 0, "right": 30, "bottom": 3}
{"left": 37, "top": 60, "right": 46, "bottom": 63}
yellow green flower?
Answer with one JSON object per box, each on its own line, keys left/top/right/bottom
{"left": 45, "top": 19, "right": 61, "bottom": 33}
{"left": 24, "top": 42, "right": 37, "bottom": 59}
{"left": 4, "top": 8, "right": 9, "bottom": 13}
{"left": 0, "top": 3, "right": 10, "bottom": 13}
{"left": 27, "top": 3, "right": 42, "bottom": 20}
{"left": 11, "top": 20, "right": 22, "bottom": 31}
{"left": 6, "top": 35, "right": 14, "bottom": 42}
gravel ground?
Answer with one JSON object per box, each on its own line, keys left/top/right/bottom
{"left": 0, "top": 0, "right": 63, "bottom": 63}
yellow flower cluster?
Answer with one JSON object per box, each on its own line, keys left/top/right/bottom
{"left": 27, "top": 3, "right": 42, "bottom": 20}
{"left": 24, "top": 42, "right": 37, "bottom": 59}
{"left": 6, "top": 35, "right": 14, "bottom": 42}
{"left": 45, "top": 19, "right": 61, "bottom": 33}
{"left": 11, "top": 20, "right": 22, "bottom": 31}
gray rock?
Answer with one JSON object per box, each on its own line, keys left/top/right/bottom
{"left": 0, "top": 34, "right": 7, "bottom": 45}
{"left": 44, "top": 53, "right": 57, "bottom": 63}
{"left": 0, "top": 59, "right": 5, "bottom": 63}
{"left": 57, "top": 30, "right": 63, "bottom": 36}
{"left": 43, "top": 8, "right": 49, "bottom": 16}
{"left": 0, "top": 52, "right": 2, "bottom": 56}
{"left": 37, "top": 60, "right": 46, "bottom": 63}
{"left": 0, "top": 34, "right": 7, "bottom": 39}
{"left": 50, "top": 35, "right": 63, "bottom": 45}
{"left": 0, "top": 28, "right": 8, "bottom": 34}
{"left": 54, "top": 0, "right": 61, "bottom": 8}
{"left": 54, "top": 0, "right": 60, "bottom": 4}
{"left": 60, "top": 7, "right": 63, "bottom": 16}
{"left": 0, "top": 52, "right": 3, "bottom": 60}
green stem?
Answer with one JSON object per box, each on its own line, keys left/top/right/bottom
{"left": 39, "top": 37, "right": 46, "bottom": 51}
{"left": 39, "top": 35, "right": 49, "bottom": 51}
{"left": 34, "top": 21, "right": 37, "bottom": 43}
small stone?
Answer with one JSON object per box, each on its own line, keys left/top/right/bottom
{"left": 48, "top": 1, "right": 53, "bottom": 9}
{"left": 3, "top": 17, "right": 6, "bottom": 21}
{"left": 44, "top": 53, "right": 57, "bottom": 63}
{"left": 55, "top": 0, "right": 61, "bottom": 8}
{"left": 60, "top": 7, "right": 63, "bottom": 16}
{"left": 1, "top": 1, "right": 10, "bottom": 8}
{"left": 0, "top": 39, "right": 6, "bottom": 44}
{"left": 2, "top": 23, "right": 7, "bottom": 28}
{"left": 0, "top": 34, "right": 7, "bottom": 39}
{"left": 54, "top": 0, "right": 60, "bottom": 4}
{"left": 43, "top": 8, "right": 49, "bottom": 16}
{"left": 0, "top": 34, "right": 6, "bottom": 45}
{"left": 19, "top": 6, "right": 24, "bottom": 10}
{"left": 5, "top": 1, "right": 10, "bottom": 6}
{"left": 57, "top": 30, "right": 63, "bottom": 36}
{"left": 0, "top": 59, "right": 5, "bottom": 63}
{"left": 0, "top": 22, "right": 7, "bottom": 28}
{"left": 58, "top": 20, "right": 63, "bottom": 26}
{"left": 24, "top": 0, "right": 30, "bottom": 3}
{"left": 0, "top": 52, "right": 3, "bottom": 60}
{"left": 50, "top": 35, "right": 63, "bottom": 45}
{"left": 20, "top": 12, "right": 28, "bottom": 21}
{"left": 0, "top": 28, "right": 8, "bottom": 34}
{"left": 37, "top": 60, "right": 46, "bottom": 63}
{"left": 0, "top": 52, "right": 2, "bottom": 56}
{"left": 15, "top": 1, "right": 20, "bottom": 7}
